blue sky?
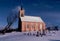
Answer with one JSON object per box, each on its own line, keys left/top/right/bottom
{"left": 0, "top": 0, "right": 60, "bottom": 28}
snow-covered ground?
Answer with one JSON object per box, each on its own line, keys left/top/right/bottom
{"left": 0, "top": 31, "right": 60, "bottom": 41}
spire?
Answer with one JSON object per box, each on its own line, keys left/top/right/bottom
{"left": 20, "top": 0, "right": 25, "bottom": 17}
{"left": 20, "top": 0, "right": 23, "bottom": 10}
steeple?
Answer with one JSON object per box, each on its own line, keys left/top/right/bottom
{"left": 20, "top": 0, "right": 25, "bottom": 17}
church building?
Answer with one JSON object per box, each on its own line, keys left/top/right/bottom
{"left": 18, "top": 3, "right": 46, "bottom": 33}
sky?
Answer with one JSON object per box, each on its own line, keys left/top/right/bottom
{"left": 0, "top": 0, "right": 60, "bottom": 28}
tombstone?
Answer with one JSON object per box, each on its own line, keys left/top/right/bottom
{"left": 36, "top": 31, "right": 39, "bottom": 37}
{"left": 42, "top": 30, "right": 46, "bottom": 35}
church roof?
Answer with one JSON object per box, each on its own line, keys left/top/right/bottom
{"left": 20, "top": 16, "right": 44, "bottom": 23}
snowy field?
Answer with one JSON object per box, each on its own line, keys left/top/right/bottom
{"left": 0, "top": 31, "right": 60, "bottom": 41}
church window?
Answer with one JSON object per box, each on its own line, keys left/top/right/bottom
{"left": 26, "top": 23, "right": 29, "bottom": 28}
{"left": 31, "top": 23, "right": 35, "bottom": 31}
{"left": 21, "top": 13, "right": 24, "bottom": 17}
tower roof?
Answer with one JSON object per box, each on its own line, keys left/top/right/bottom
{"left": 20, "top": 5, "right": 23, "bottom": 10}
{"left": 20, "top": 0, "right": 23, "bottom": 10}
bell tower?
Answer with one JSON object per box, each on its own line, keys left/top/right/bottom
{"left": 18, "top": 0, "right": 24, "bottom": 32}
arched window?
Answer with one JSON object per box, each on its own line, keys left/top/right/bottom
{"left": 27, "top": 24, "right": 29, "bottom": 28}
{"left": 26, "top": 23, "right": 29, "bottom": 32}
{"left": 31, "top": 23, "right": 35, "bottom": 31}
{"left": 21, "top": 13, "right": 24, "bottom": 17}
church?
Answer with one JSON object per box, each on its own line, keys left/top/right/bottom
{"left": 18, "top": 4, "right": 46, "bottom": 33}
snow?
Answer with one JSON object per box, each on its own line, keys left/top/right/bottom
{"left": 0, "top": 31, "right": 60, "bottom": 41}
{"left": 21, "top": 16, "right": 44, "bottom": 22}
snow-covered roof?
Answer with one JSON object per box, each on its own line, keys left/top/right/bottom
{"left": 20, "top": 16, "right": 44, "bottom": 22}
